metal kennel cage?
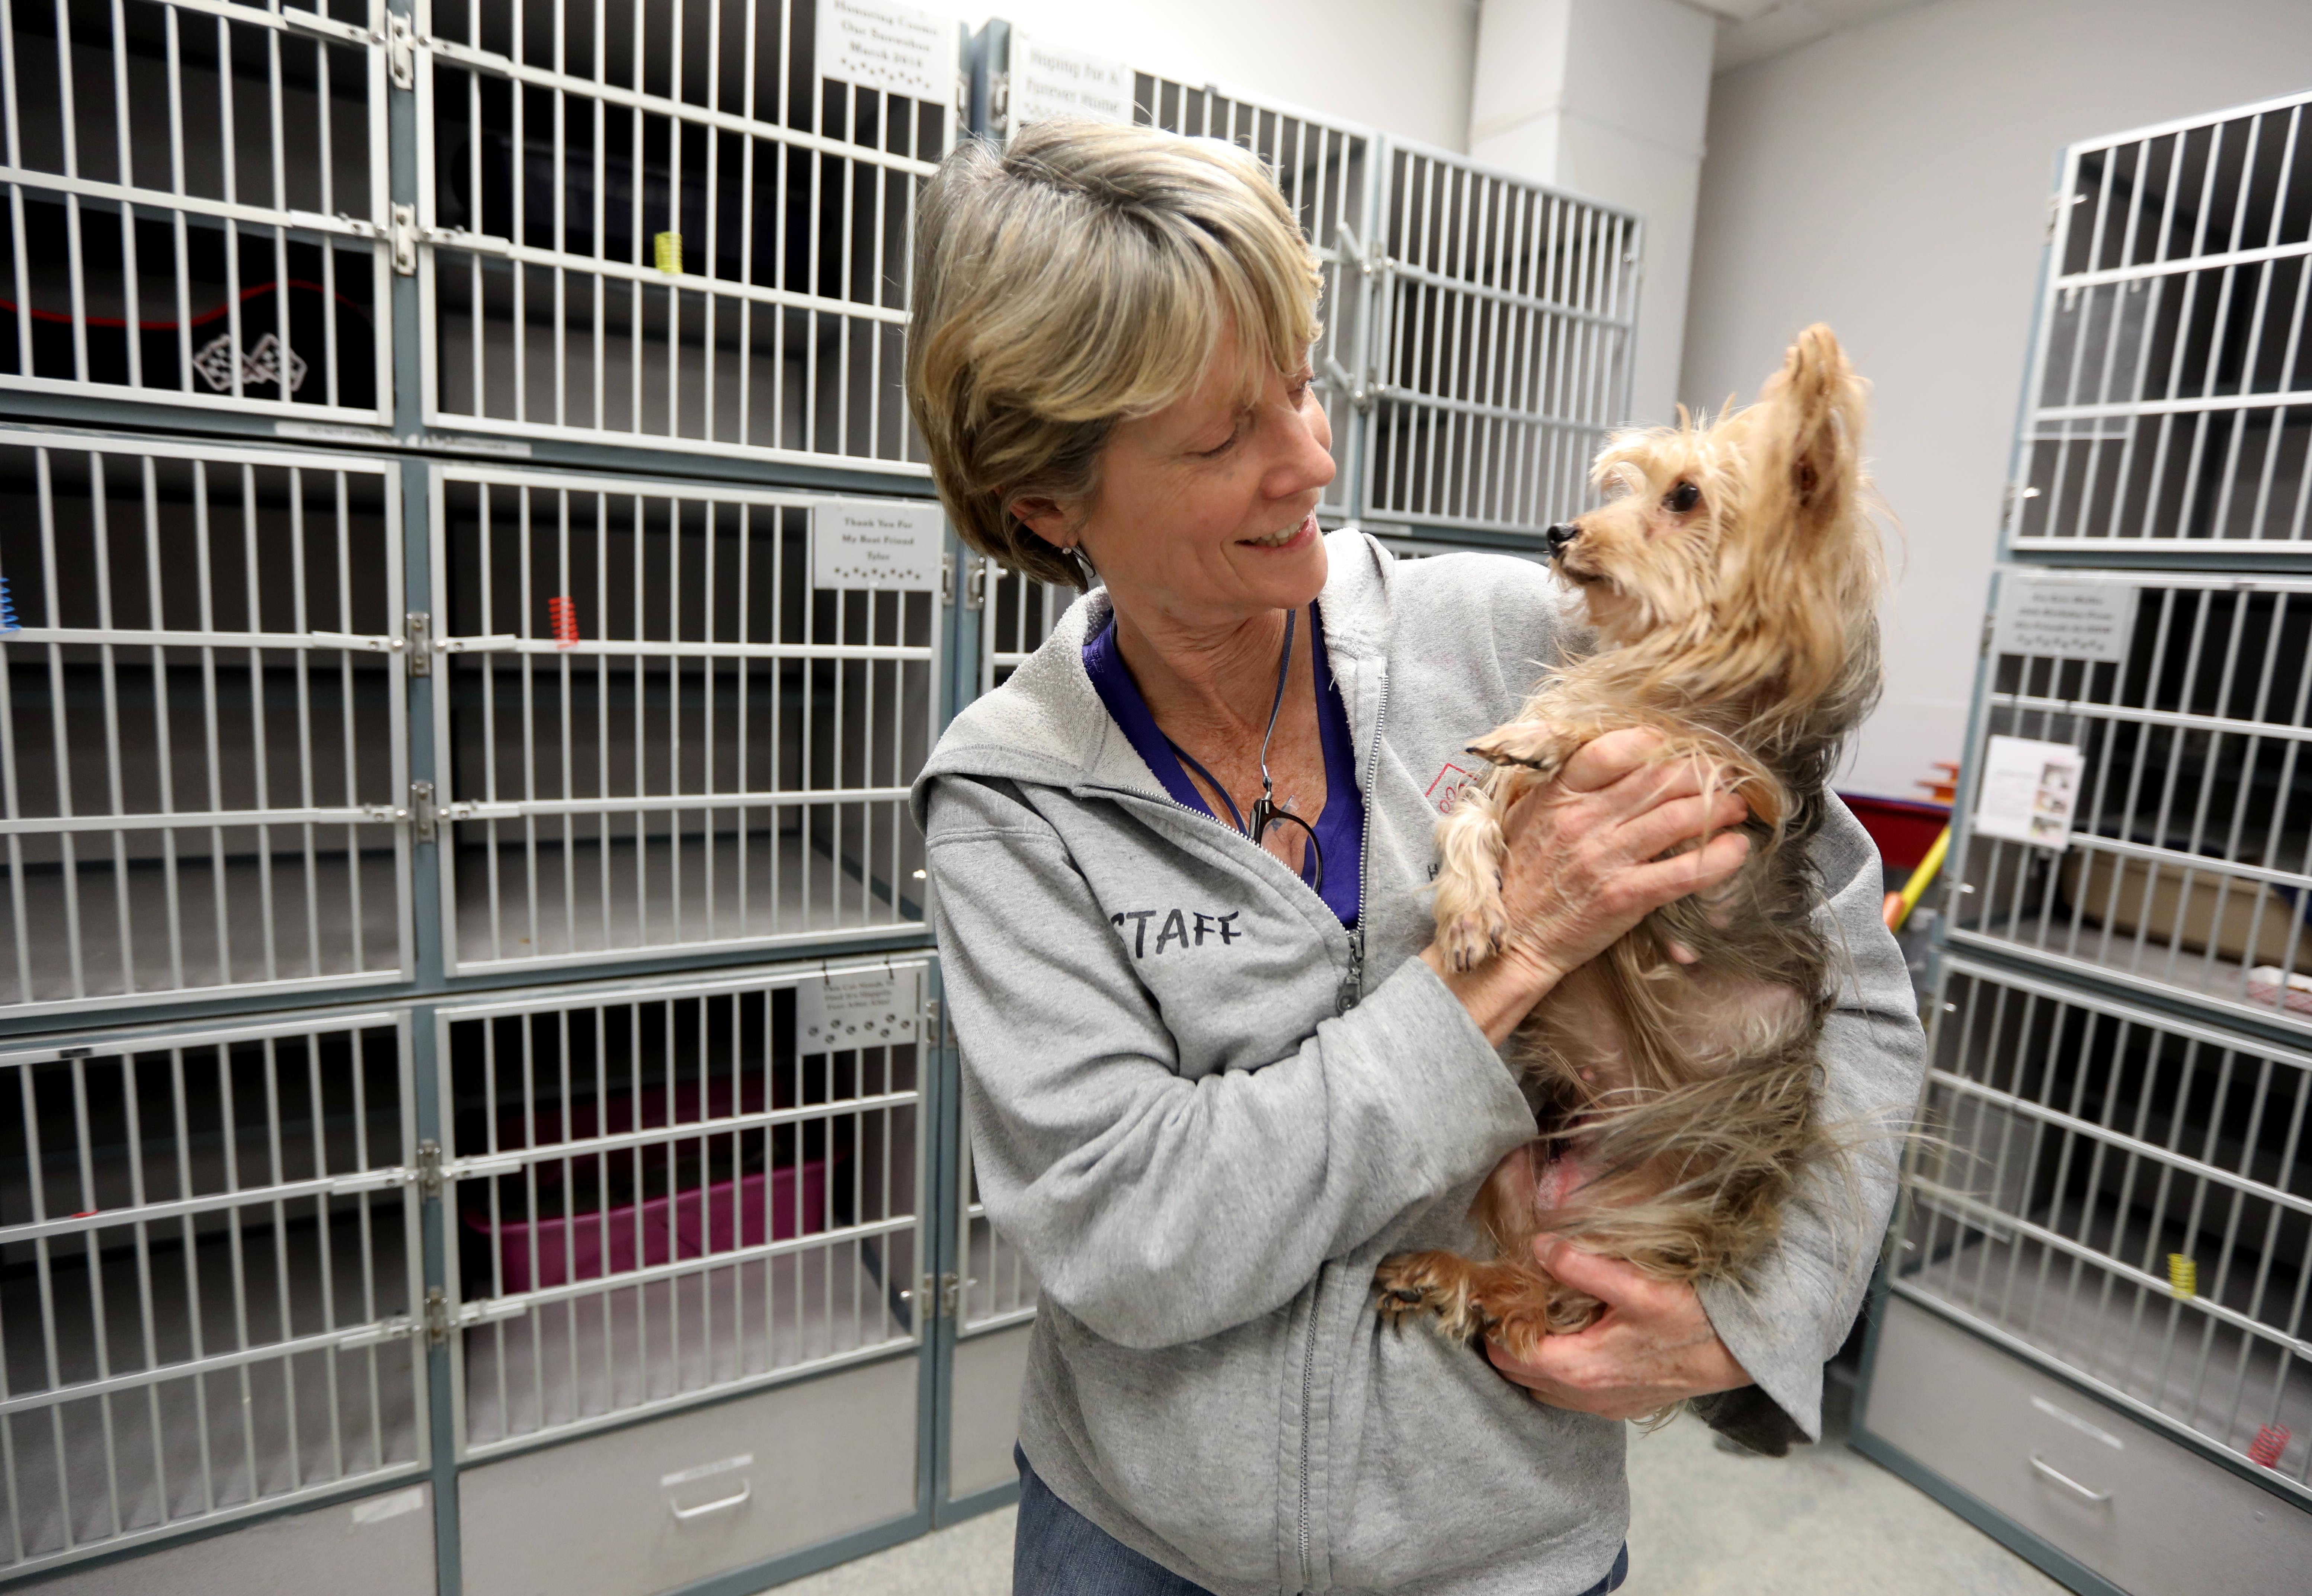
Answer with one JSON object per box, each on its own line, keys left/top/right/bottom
{"left": 414, "top": 0, "right": 955, "bottom": 473}
{"left": 0, "top": 428, "right": 411, "bottom": 1020}
{"left": 432, "top": 957, "right": 927, "bottom": 1459}
{"left": 1361, "top": 143, "right": 1639, "bottom": 540}
{"left": 1860, "top": 87, "right": 2312, "bottom": 1596}
{"left": 2008, "top": 94, "right": 2309, "bottom": 554}
{"left": 0, "top": 0, "right": 394, "bottom": 423}
{"left": 0, "top": 1005, "right": 426, "bottom": 1580}
{"left": 427, "top": 462, "right": 939, "bottom": 978}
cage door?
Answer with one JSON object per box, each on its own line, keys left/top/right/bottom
{"left": 413, "top": 0, "right": 955, "bottom": 474}
{"left": 1895, "top": 956, "right": 2310, "bottom": 1498}
{"left": 0, "top": 1009, "right": 426, "bottom": 1578}
{"left": 1360, "top": 140, "right": 1639, "bottom": 539}
{"left": 434, "top": 959, "right": 929, "bottom": 1459}
{"left": 0, "top": 0, "right": 393, "bottom": 420}
{"left": 0, "top": 432, "right": 413, "bottom": 1016}
{"left": 2008, "top": 90, "right": 2312, "bottom": 554}
{"left": 429, "top": 464, "right": 940, "bottom": 976}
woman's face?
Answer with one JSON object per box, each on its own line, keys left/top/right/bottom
{"left": 1025, "top": 330, "right": 1336, "bottom": 635}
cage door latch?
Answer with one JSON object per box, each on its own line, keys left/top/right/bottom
{"left": 965, "top": 558, "right": 988, "bottom": 611}
{"left": 423, "top": 1286, "right": 531, "bottom": 1347}
{"left": 405, "top": 612, "right": 432, "bottom": 675}
{"left": 410, "top": 1139, "right": 527, "bottom": 1200}
{"left": 387, "top": 13, "right": 417, "bottom": 90}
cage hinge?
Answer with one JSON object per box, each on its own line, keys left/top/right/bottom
{"left": 989, "top": 70, "right": 1010, "bottom": 134}
{"left": 940, "top": 552, "right": 955, "bottom": 606}
{"left": 386, "top": 13, "right": 417, "bottom": 91}
{"left": 964, "top": 558, "right": 987, "bottom": 610}
{"left": 389, "top": 202, "right": 419, "bottom": 274}
{"left": 1980, "top": 611, "right": 1996, "bottom": 658}
{"left": 408, "top": 780, "right": 437, "bottom": 845}
{"left": 1333, "top": 222, "right": 1379, "bottom": 280}
{"left": 405, "top": 611, "right": 432, "bottom": 675}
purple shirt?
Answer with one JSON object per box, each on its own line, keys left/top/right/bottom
{"left": 1083, "top": 606, "right": 1363, "bottom": 927}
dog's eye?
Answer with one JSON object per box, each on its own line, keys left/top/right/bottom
{"left": 1665, "top": 481, "right": 1701, "bottom": 514}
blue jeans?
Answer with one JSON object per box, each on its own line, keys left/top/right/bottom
{"left": 1013, "top": 1447, "right": 1630, "bottom": 1595}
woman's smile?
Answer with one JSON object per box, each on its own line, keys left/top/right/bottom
{"left": 1238, "top": 512, "right": 1318, "bottom": 551}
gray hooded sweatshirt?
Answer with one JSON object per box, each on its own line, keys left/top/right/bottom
{"left": 910, "top": 531, "right": 1925, "bottom": 1596}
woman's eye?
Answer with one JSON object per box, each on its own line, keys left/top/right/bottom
{"left": 1666, "top": 481, "right": 1701, "bottom": 513}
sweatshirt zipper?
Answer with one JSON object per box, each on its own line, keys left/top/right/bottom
{"left": 1300, "top": 663, "right": 1386, "bottom": 1592}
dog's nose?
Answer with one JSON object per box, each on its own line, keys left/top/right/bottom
{"left": 1544, "top": 523, "right": 1579, "bottom": 555}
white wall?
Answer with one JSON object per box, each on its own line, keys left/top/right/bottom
{"left": 1679, "top": 0, "right": 2312, "bottom": 801}
{"left": 1469, "top": 0, "right": 1715, "bottom": 429}
{"left": 972, "top": 0, "right": 1480, "bottom": 151}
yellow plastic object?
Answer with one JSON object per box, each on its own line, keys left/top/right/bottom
{"left": 1883, "top": 823, "right": 1951, "bottom": 932}
{"left": 653, "top": 231, "right": 682, "bottom": 273}
{"left": 2168, "top": 1253, "right": 2197, "bottom": 1298}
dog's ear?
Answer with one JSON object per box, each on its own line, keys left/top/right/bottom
{"left": 1754, "top": 324, "right": 1865, "bottom": 540}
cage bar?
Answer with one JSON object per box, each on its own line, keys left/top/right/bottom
{"left": 978, "top": 556, "right": 1074, "bottom": 695}
{"left": 954, "top": 1122, "right": 1034, "bottom": 1338}
{"left": 2011, "top": 90, "right": 2312, "bottom": 553}
{"left": 436, "top": 959, "right": 926, "bottom": 1458}
{"left": 1360, "top": 141, "right": 1639, "bottom": 539}
{"left": 1896, "top": 957, "right": 2312, "bottom": 1496}
{"left": 0, "top": 1008, "right": 424, "bottom": 1578}
{"left": 429, "top": 463, "right": 938, "bottom": 978}
{"left": 414, "top": 0, "right": 952, "bottom": 474}
{"left": 0, "top": 0, "right": 391, "bottom": 421}
{"left": 0, "top": 429, "right": 410, "bottom": 1017}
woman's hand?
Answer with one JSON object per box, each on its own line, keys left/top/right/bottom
{"left": 1485, "top": 1237, "right": 1751, "bottom": 1419}
{"left": 1423, "top": 727, "right": 1752, "bottom": 1042}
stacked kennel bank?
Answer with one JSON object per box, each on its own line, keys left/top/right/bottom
{"left": 0, "top": 5, "right": 1637, "bottom": 1595}
{"left": 1854, "top": 87, "right": 2312, "bottom": 1596}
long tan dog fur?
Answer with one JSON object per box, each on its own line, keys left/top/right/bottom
{"left": 1373, "top": 326, "right": 1884, "bottom": 1446}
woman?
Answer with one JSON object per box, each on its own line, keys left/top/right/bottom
{"left": 905, "top": 122, "right": 1923, "bottom": 1596}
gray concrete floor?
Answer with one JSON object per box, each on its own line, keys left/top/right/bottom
{"left": 776, "top": 1374, "right": 2065, "bottom": 1595}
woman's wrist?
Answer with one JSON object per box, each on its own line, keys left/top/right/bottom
{"left": 1421, "top": 942, "right": 1564, "bottom": 1045}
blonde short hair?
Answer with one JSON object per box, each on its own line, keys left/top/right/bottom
{"left": 905, "top": 119, "right": 1323, "bottom": 589}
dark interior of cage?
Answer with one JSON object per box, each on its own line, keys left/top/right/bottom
{"left": 1906, "top": 975, "right": 2311, "bottom": 1466}
{"left": 2021, "top": 112, "right": 2311, "bottom": 545}
{"left": 0, "top": 448, "right": 403, "bottom": 1003}
{"left": 1365, "top": 150, "right": 1626, "bottom": 525}
{"left": 0, "top": 1025, "right": 421, "bottom": 1554}
{"left": 1959, "top": 590, "right": 2312, "bottom": 998}
{"left": 0, "top": 1, "right": 380, "bottom": 407}
{"left": 423, "top": 5, "right": 934, "bottom": 457}
{"left": 438, "top": 486, "right": 927, "bottom": 955}
{"left": 445, "top": 986, "right": 918, "bottom": 1439}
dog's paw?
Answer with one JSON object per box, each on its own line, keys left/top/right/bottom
{"left": 1466, "top": 721, "right": 1569, "bottom": 773}
{"left": 1373, "top": 1253, "right": 1488, "bottom": 1340}
{"left": 1436, "top": 901, "right": 1508, "bottom": 972}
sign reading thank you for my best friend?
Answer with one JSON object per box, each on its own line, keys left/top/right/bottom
{"left": 812, "top": 500, "right": 945, "bottom": 591}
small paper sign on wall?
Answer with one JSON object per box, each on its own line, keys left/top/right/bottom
{"left": 1992, "top": 576, "right": 2139, "bottom": 663}
{"left": 812, "top": 500, "right": 945, "bottom": 590}
{"left": 796, "top": 965, "right": 921, "bottom": 1052}
{"left": 1009, "top": 34, "right": 1134, "bottom": 128}
{"left": 1973, "top": 735, "right": 2086, "bottom": 850}
{"left": 816, "top": 0, "right": 958, "bottom": 107}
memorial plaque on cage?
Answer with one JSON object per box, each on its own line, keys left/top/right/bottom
{"left": 434, "top": 959, "right": 927, "bottom": 1457}
{"left": 429, "top": 463, "right": 940, "bottom": 977}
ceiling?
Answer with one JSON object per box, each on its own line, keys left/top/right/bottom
{"left": 1691, "top": 0, "right": 1943, "bottom": 73}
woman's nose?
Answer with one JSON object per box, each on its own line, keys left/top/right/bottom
{"left": 1266, "top": 395, "right": 1338, "bottom": 499}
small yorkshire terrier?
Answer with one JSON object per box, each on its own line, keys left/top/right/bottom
{"left": 1374, "top": 326, "right": 1883, "bottom": 1451}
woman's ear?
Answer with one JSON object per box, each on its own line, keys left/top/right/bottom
{"left": 1008, "top": 494, "right": 1075, "bottom": 547}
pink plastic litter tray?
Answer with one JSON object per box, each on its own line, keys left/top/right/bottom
{"left": 466, "top": 1159, "right": 829, "bottom": 1293}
